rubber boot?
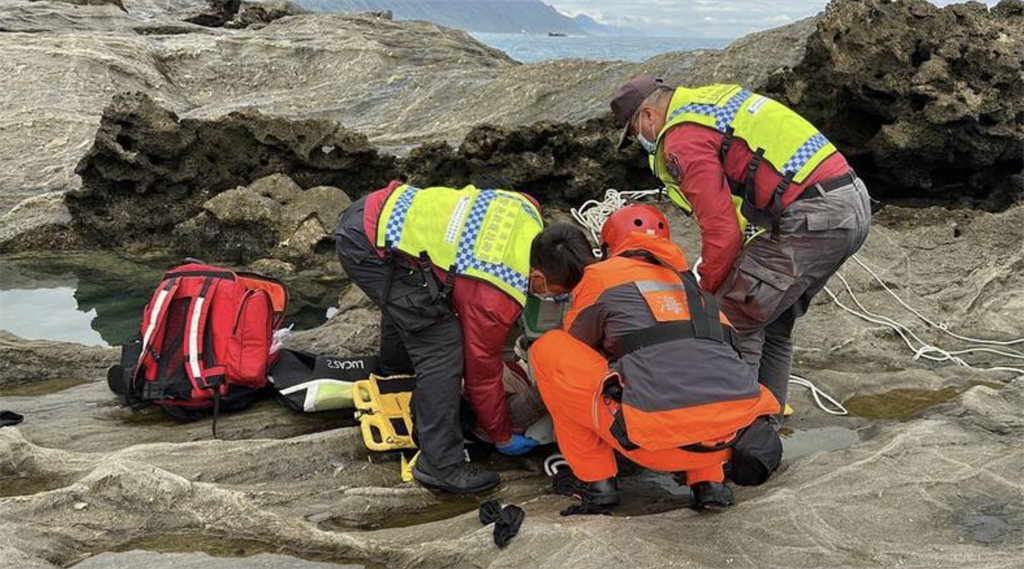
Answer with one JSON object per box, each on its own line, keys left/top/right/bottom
{"left": 412, "top": 455, "right": 500, "bottom": 494}
{"left": 690, "top": 481, "right": 735, "bottom": 511}
{"left": 585, "top": 477, "right": 621, "bottom": 507}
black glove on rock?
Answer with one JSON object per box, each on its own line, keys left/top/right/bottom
{"left": 0, "top": 411, "right": 24, "bottom": 428}
{"left": 478, "top": 500, "right": 526, "bottom": 548}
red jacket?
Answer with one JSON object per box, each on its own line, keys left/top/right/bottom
{"left": 662, "top": 124, "right": 851, "bottom": 293}
{"left": 363, "top": 181, "right": 517, "bottom": 444}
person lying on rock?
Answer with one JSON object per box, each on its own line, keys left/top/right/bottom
{"left": 611, "top": 76, "right": 871, "bottom": 418}
{"left": 334, "top": 181, "right": 547, "bottom": 493}
{"left": 528, "top": 208, "right": 781, "bottom": 512}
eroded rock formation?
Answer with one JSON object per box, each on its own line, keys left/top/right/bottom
{"left": 764, "top": 0, "right": 1024, "bottom": 208}
{"left": 173, "top": 173, "right": 350, "bottom": 266}
{"left": 66, "top": 92, "right": 396, "bottom": 251}
{"left": 58, "top": 94, "right": 652, "bottom": 260}
{"left": 0, "top": 1, "right": 811, "bottom": 213}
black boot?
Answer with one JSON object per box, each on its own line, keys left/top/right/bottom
{"left": 585, "top": 477, "right": 621, "bottom": 507}
{"left": 412, "top": 456, "right": 500, "bottom": 494}
{"left": 690, "top": 481, "right": 735, "bottom": 511}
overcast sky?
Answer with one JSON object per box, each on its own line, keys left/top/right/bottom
{"left": 550, "top": 0, "right": 1001, "bottom": 38}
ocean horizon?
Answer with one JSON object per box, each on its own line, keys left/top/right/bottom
{"left": 470, "top": 32, "right": 733, "bottom": 63}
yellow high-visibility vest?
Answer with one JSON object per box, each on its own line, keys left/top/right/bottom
{"left": 650, "top": 84, "right": 837, "bottom": 238}
{"left": 375, "top": 184, "right": 543, "bottom": 305}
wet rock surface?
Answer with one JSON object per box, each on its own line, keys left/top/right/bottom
{"left": 764, "top": 0, "right": 1024, "bottom": 208}
{"left": 0, "top": 193, "right": 81, "bottom": 254}
{"left": 4, "top": 204, "right": 1021, "bottom": 569}
{"left": 3, "top": 1, "right": 1024, "bottom": 566}
{"left": 0, "top": 331, "right": 116, "bottom": 388}
{"left": 74, "top": 551, "right": 363, "bottom": 569}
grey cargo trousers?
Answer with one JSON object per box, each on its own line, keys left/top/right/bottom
{"left": 719, "top": 177, "right": 872, "bottom": 411}
{"left": 334, "top": 197, "right": 467, "bottom": 469}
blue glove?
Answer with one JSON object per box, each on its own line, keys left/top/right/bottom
{"left": 496, "top": 434, "right": 540, "bottom": 456}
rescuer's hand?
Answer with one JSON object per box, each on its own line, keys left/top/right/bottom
{"left": 496, "top": 434, "right": 540, "bottom": 456}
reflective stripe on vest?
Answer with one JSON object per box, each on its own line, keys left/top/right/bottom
{"left": 651, "top": 84, "right": 837, "bottom": 237}
{"left": 376, "top": 184, "right": 543, "bottom": 305}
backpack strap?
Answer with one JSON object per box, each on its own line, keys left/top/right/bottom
{"left": 186, "top": 276, "right": 230, "bottom": 438}
{"left": 134, "top": 276, "right": 180, "bottom": 385}
{"left": 186, "top": 277, "right": 225, "bottom": 391}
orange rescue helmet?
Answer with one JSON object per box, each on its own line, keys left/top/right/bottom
{"left": 600, "top": 204, "right": 670, "bottom": 253}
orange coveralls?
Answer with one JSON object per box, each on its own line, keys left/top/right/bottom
{"left": 530, "top": 233, "right": 779, "bottom": 484}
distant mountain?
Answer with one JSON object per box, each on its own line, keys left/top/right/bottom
{"left": 572, "top": 13, "right": 641, "bottom": 36}
{"left": 289, "top": 0, "right": 638, "bottom": 35}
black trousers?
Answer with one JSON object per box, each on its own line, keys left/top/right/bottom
{"left": 334, "top": 197, "right": 466, "bottom": 469}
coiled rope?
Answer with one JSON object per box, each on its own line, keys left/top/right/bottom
{"left": 569, "top": 189, "right": 1024, "bottom": 416}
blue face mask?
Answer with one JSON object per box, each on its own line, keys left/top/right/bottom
{"left": 637, "top": 133, "right": 657, "bottom": 155}
{"left": 636, "top": 114, "right": 657, "bottom": 154}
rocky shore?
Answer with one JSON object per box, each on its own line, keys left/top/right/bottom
{"left": 3, "top": 198, "right": 1024, "bottom": 568}
{"left": 2, "top": 0, "right": 1023, "bottom": 567}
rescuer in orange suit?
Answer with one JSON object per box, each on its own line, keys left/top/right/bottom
{"left": 528, "top": 206, "right": 782, "bottom": 513}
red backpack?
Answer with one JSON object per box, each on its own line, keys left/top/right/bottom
{"left": 109, "top": 261, "right": 288, "bottom": 434}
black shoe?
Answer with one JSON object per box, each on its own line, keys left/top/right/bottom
{"left": 412, "top": 458, "right": 500, "bottom": 494}
{"left": 691, "top": 481, "right": 735, "bottom": 511}
{"left": 585, "top": 477, "right": 621, "bottom": 507}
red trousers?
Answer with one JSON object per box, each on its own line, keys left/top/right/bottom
{"left": 531, "top": 330, "right": 731, "bottom": 485}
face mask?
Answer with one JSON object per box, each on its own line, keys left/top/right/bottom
{"left": 534, "top": 292, "right": 570, "bottom": 304}
{"left": 531, "top": 274, "right": 571, "bottom": 304}
{"left": 636, "top": 113, "right": 657, "bottom": 154}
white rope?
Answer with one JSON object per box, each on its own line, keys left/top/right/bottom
{"left": 850, "top": 255, "right": 1024, "bottom": 347}
{"left": 823, "top": 264, "right": 1024, "bottom": 376}
{"left": 570, "top": 188, "right": 662, "bottom": 254}
{"left": 544, "top": 452, "right": 569, "bottom": 477}
{"left": 788, "top": 375, "right": 847, "bottom": 416}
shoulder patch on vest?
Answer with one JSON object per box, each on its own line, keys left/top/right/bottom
{"left": 666, "top": 155, "right": 683, "bottom": 182}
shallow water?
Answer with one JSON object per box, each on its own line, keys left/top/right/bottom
{"left": 0, "top": 253, "right": 345, "bottom": 347}
{"left": 0, "top": 473, "right": 71, "bottom": 497}
{"left": 73, "top": 542, "right": 375, "bottom": 569}
{"left": 1, "top": 376, "right": 92, "bottom": 396}
{"left": 318, "top": 495, "right": 482, "bottom": 531}
{"left": 780, "top": 426, "right": 861, "bottom": 460}
{"left": 844, "top": 387, "right": 962, "bottom": 420}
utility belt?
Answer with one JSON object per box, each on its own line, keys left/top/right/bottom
{"left": 723, "top": 130, "right": 857, "bottom": 236}
{"left": 730, "top": 169, "right": 858, "bottom": 236}
{"left": 381, "top": 247, "right": 457, "bottom": 308}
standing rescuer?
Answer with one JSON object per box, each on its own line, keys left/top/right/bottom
{"left": 611, "top": 76, "right": 872, "bottom": 413}
{"left": 334, "top": 181, "right": 545, "bottom": 493}
{"left": 529, "top": 209, "right": 781, "bottom": 512}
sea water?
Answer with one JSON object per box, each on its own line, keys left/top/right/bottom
{"left": 470, "top": 33, "right": 730, "bottom": 63}
{"left": 0, "top": 253, "right": 345, "bottom": 347}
